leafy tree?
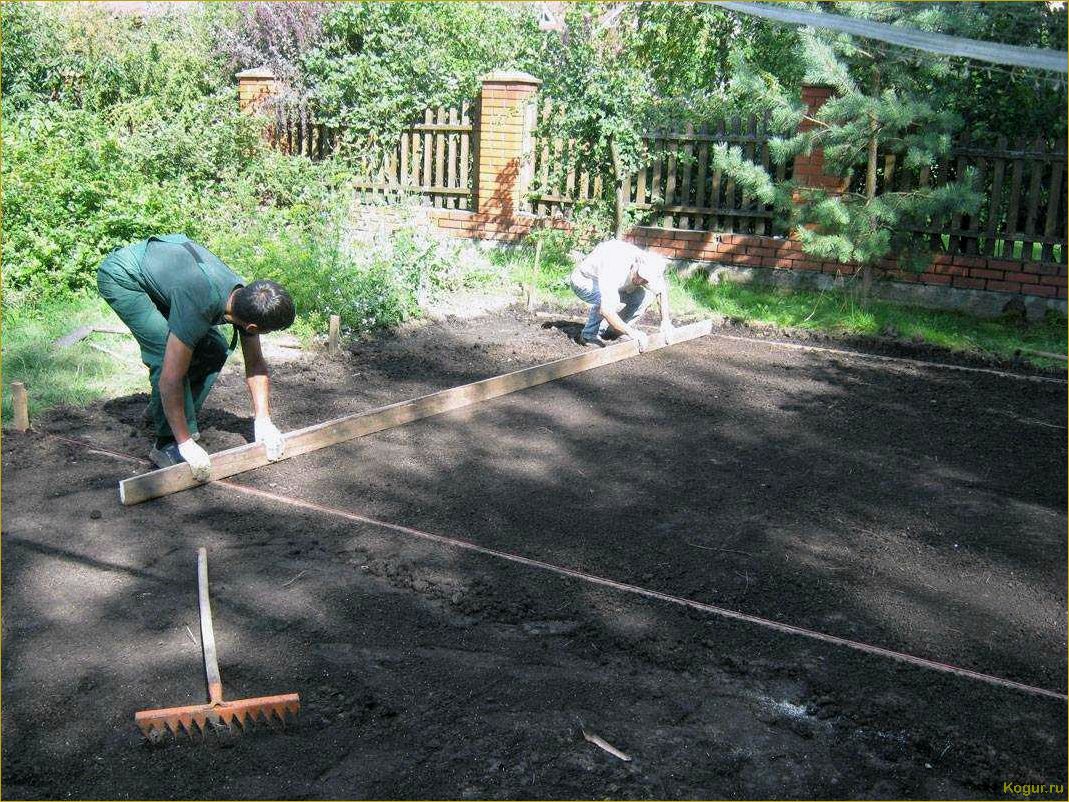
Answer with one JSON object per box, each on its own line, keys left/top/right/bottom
{"left": 722, "top": 2, "right": 993, "bottom": 298}
{"left": 300, "top": 2, "right": 532, "bottom": 172}
{"left": 525, "top": 1, "right": 800, "bottom": 236}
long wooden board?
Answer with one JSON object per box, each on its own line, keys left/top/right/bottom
{"left": 118, "top": 320, "right": 713, "bottom": 505}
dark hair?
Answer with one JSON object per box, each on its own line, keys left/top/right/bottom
{"left": 232, "top": 280, "right": 296, "bottom": 332}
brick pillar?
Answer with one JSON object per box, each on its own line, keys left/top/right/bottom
{"left": 236, "top": 68, "right": 279, "bottom": 112}
{"left": 473, "top": 71, "right": 542, "bottom": 222}
{"left": 793, "top": 84, "right": 845, "bottom": 196}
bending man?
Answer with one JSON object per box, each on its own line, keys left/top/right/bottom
{"left": 569, "top": 239, "right": 673, "bottom": 348}
{"left": 97, "top": 234, "right": 295, "bottom": 480}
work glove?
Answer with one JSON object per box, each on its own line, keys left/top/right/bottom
{"left": 660, "top": 320, "right": 676, "bottom": 344}
{"left": 254, "top": 416, "right": 285, "bottom": 461}
{"left": 627, "top": 328, "right": 650, "bottom": 351}
{"left": 177, "top": 438, "right": 212, "bottom": 482}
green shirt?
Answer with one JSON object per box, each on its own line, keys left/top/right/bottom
{"left": 131, "top": 235, "right": 245, "bottom": 349}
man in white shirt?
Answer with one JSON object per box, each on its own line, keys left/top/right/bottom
{"left": 568, "top": 239, "right": 673, "bottom": 348}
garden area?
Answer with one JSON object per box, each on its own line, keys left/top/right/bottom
{"left": 2, "top": 3, "right": 1067, "bottom": 800}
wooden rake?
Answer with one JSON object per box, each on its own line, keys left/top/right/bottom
{"left": 135, "top": 548, "right": 300, "bottom": 741}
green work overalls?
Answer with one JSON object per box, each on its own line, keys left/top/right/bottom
{"left": 96, "top": 235, "right": 242, "bottom": 440}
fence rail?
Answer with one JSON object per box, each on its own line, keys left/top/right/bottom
{"left": 273, "top": 101, "right": 476, "bottom": 210}
{"left": 528, "top": 102, "right": 790, "bottom": 236}
{"left": 859, "top": 132, "right": 1067, "bottom": 263}
{"left": 269, "top": 92, "right": 1065, "bottom": 263}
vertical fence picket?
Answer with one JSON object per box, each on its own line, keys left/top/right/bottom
{"left": 710, "top": 119, "right": 725, "bottom": 233}
{"left": 723, "top": 117, "right": 738, "bottom": 234}
{"left": 760, "top": 116, "right": 773, "bottom": 234}
{"left": 1023, "top": 136, "right": 1046, "bottom": 261}
{"left": 664, "top": 132, "right": 678, "bottom": 229}
{"left": 650, "top": 131, "right": 664, "bottom": 227}
{"left": 419, "top": 109, "right": 431, "bottom": 197}
{"left": 447, "top": 106, "right": 458, "bottom": 209}
{"left": 983, "top": 136, "right": 1008, "bottom": 257}
{"left": 634, "top": 139, "right": 648, "bottom": 218}
{"left": 694, "top": 124, "right": 710, "bottom": 232}
{"left": 1004, "top": 138, "right": 1026, "bottom": 259}
{"left": 1041, "top": 138, "right": 1065, "bottom": 262}
{"left": 565, "top": 138, "right": 577, "bottom": 206}
{"left": 948, "top": 131, "right": 970, "bottom": 253}
{"left": 460, "top": 101, "right": 471, "bottom": 210}
{"left": 678, "top": 123, "right": 695, "bottom": 230}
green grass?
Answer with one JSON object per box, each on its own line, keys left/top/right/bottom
{"left": 3, "top": 253, "right": 1065, "bottom": 426}
{"left": 2, "top": 295, "right": 147, "bottom": 425}
{"left": 493, "top": 242, "right": 1067, "bottom": 368}
{"left": 670, "top": 275, "right": 1066, "bottom": 366}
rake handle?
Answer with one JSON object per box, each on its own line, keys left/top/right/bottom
{"left": 197, "top": 547, "right": 224, "bottom": 705}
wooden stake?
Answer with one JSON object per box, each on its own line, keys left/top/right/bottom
{"left": 526, "top": 239, "right": 543, "bottom": 312}
{"left": 118, "top": 320, "right": 713, "bottom": 506}
{"left": 11, "top": 381, "right": 29, "bottom": 432}
{"left": 328, "top": 315, "right": 340, "bottom": 356}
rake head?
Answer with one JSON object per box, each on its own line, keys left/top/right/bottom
{"left": 136, "top": 691, "right": 300, "bottom": 741}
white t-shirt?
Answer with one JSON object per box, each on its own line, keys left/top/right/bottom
{"left": 570, "top": 239, "right": 666, "bottom": 306}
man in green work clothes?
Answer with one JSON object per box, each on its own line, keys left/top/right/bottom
{"left": 97, "top": 234, "right": 296, "bottom": 480}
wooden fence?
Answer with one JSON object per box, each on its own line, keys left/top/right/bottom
{"left": 527, "top": 100, "right": 791, "bottom": 237}
{"left": 273, "top": 101, "right": 475, "bottom": 211}
{"left": 272, "top": 101, "right": 336, "bottom": 160}
{"left": 867, "top": 133, "right": 1067, "bottom": 263}
{"left": 270, "top": 92, "right": 1064, "bottom": 261}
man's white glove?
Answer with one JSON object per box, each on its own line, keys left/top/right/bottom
{"left": 627, "top": 328, "right": 650, "bottom": 351}
{"left": 660, "top": 320, "right": 676, "bottom": 344}
{"left": 177, "top": 438, "right": 212, "bottom": 482}
{"left": 254, "top": 416, "right": 285, "bottom": 461}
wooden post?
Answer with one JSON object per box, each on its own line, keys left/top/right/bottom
{"left": 526, "top": 237, "right": 543, "bottom": 312}
{"left": 11, "top": 381, "right": 29, "bottom": 432}
{"left": 328, "top": 315, "right": 340, "bottom": 356}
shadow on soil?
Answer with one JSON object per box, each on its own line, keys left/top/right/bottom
{"left": 3, "top": 311, "right": 1066, "bottom": 799}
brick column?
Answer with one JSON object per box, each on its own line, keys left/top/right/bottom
{"left": 793, "top": 84, "right": 845, "bottom": 196}
{"left": 236, "top": 68, "right": 279, "bottom": 113}
{"left": 473, "top": 71, "right": 542, "bottom": 222}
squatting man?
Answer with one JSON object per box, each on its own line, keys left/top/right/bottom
{"left": 569, "top": 239, "right": 674, "bottom": 347}
{"left": 97, "top": 235, "right": 296, "bottom": 480}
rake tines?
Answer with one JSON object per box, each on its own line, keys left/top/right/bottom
{"left": 135, "top": 548, "right": 300, "bottom": 744}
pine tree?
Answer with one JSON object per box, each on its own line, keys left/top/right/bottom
{"left": 719, "top": 3, "right": 986, "bottom": 300}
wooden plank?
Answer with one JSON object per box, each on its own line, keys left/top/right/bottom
{"left": 118, "top": 321, "right": 714, "bottom": 506}
{"left": 400, "top": 124, "right": 409, "bottom": 190}
{"left": 11, "top": 381, "right": 29, "bottom": 432}
{"left": 352, "top": 183, "right": 471, "bottom": 196}
{"left": 405, "top": 123, "right": 473, "bottom": 133}
{"left": 328, "top": 315, "right": 340, "bottom": 356}
{"left": 53, "top": 324, "right": 128, "bottom": 348}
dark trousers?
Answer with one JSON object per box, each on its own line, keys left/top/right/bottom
{"left": 97, "top": 249, "right": 229, "bottom": 439}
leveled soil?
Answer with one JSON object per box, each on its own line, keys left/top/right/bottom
{"left": 3, "top": 309, "right": 1066, "bottom": 799}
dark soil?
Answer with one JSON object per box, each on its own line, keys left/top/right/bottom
{"left": 3, "top": 309, "right": 1066, "bottom": 800}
